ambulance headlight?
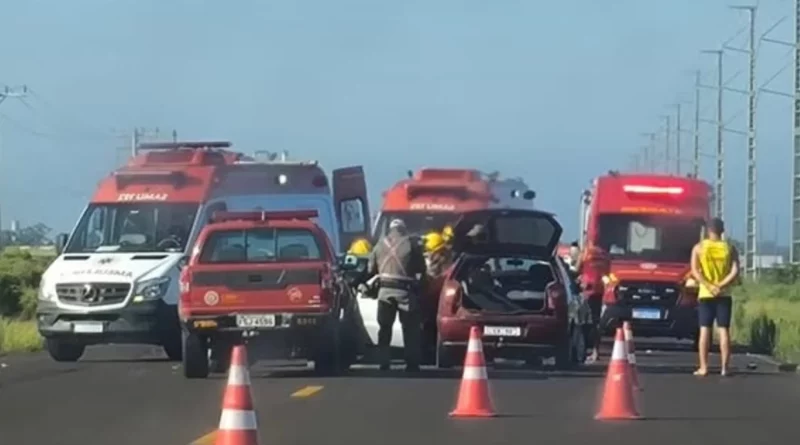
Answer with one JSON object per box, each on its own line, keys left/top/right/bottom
{"left": 134, "top": 277, "right": 171, "bottom": 301}
{"left": 37, "top": 276, "right": 56, "bottom": 301}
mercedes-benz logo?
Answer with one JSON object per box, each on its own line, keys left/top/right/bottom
{"left": 81, "top": 284, "right": 99, "bottom": 302}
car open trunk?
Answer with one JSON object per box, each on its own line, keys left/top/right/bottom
{"left": 456, "top": 257, "right": 556, "bottom": 314}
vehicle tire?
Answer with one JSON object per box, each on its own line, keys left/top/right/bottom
{"left": 182, "top": 331, "right": 209, "bottom": 379}
{"left": 45, "top": 338, "right": 85, "bottom": 362}
{"left": 162, "top": 331, "right": 183, "bottom": 361}
{"left": 570, "top": 323, "right": 587, "bottom": 366}
{"left": 554, "top": 326, "right": 574, "bottom": 370}
{"left": 313, "top": 321, "right": 342, "bottom": 376}
{"left": 435, "top": 335, "right": 456, "bottom": 369}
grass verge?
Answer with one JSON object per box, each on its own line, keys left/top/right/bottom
{"left": 0, "top": 318, "right": 43, "bottom": 354}
{"left": 732, "top": 282, "right": 800, "bottom": 364}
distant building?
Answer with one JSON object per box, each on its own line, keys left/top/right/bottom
{"left": 10, "top": 220, "right": 19, "bottom": 232}
{"left": 753, "top": 254, "right": 785, "bottom": 269}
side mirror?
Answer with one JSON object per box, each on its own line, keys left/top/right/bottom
{"left": 55, "top": 233, "right": 68, "bottom": 255}
{"left": 339, "top": 254, "right": 360, "bottom": 271}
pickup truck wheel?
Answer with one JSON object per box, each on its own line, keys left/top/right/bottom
{"left": 182, "top": 332, "right": 209, "bottom": 379}
{"left": 45, "top": 338, "right": 85, "bottom": 362}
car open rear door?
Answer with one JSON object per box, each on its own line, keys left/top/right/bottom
{"left": 333, "top": 166, "right": 371, "bottom": 252}
{"left": 452, "top": 209, "right": 563, "bottom": 257}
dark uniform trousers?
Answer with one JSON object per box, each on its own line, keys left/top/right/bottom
{"left": 377, "top": 296, "right": 421, "bottom": 368}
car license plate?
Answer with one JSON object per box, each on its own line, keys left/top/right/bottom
{"left": 73, "top": 322, "right": 104, "bottom": 334}
{"left": 483, "top": 326, "right": 521, "bottom": 337}
{"left": 236, "top": 314, "right": 276, "bottom": 328}
{"left": 632, "top": 308, "right": 661, "bottom": 320}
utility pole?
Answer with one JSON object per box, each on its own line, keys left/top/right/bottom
{"left": 794, "top": 0, "right": 800, "bottom": 263}
{"left": 702, "top": 49, "right": 725, "bottom": 220}
{"left": 731, "top": 5, "right": 758, "bottom": 280}
{"left": 130, "top": 127, "right": 162, "bottom": 157}
{"left": 0, "top": 86, "right": 28, "bottom": 236}
{"left": 693, "top": 70, "right": 701, "bottom": 178}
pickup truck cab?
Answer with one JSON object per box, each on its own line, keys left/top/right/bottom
{"left": 178, "top": 210, "right": 356, "bottom": 378}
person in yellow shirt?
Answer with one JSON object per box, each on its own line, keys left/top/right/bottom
{"left": 690, "top": 217, "right": 740, "bottom": 377}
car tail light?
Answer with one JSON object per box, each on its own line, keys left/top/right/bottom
{"left": 545, "top": 282, "right": 566, "bottom": 313}
{"left": 441, "top": 280, "right": 461, "bottom": 314}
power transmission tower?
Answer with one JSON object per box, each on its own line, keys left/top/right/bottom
{"left": 731, "top": 5, "right": 758, "bottom": 280}
{"left": 701, "top": 49, "right": 725, "bottom": 220}
{"left": 693, "top": 70, "right": 701, "bottom": 178}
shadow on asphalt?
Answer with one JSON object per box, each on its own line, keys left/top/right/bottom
{"left": 81, "top": 357, "right": 172, "bottom": 363}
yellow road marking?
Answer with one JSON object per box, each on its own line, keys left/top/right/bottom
{"left": 190, "top": 431, "right": 216, "bottom": 445}
{"left": 291, "top": 385, "right": 324, "bottom": 398}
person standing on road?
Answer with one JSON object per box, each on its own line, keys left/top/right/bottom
{"left": 367, "top": 219, "right": 427, "bottom": 372}
{"left": 690, "top": 217, "right": 740, "bottom": 377}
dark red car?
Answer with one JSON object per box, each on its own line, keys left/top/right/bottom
{"left": 178, "top": 210, "right": 358, "bottom": 378}
{"left": 435, "top": 209, "right": 586, "bottom": 369}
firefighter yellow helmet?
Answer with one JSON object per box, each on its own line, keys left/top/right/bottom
{"left": 347, "top": 238, "right": 372, "bottom": 256}
{"left": 424, "top": 231, "right": 446, "bottom": 253}
{"left": 441, "top": 225, "right": 454, "bottom": 242}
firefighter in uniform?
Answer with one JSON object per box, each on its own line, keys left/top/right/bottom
{"left": 367, "top": 219, "right": 426, "bottom": 371}
{"left": 424, "top": 231, "right": 453, "bottom": 278}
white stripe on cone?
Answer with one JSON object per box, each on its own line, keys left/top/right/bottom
{"left": 467, "top": 339, "right": 483, "bottom": 353}
{"left": 219, "top": 409, "right": 258, "bottom": 430}
{"left": 610, "top": 335, "right": 628, "bottom": 361}
{"left": 462, "top": 365, "right": 488, "bottom": 380}
{"left": 227, "top": 365, "right": 251, "bottom": 386}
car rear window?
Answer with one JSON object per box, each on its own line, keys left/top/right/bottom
{"left": 199, "top": 228, "right": 325, "bottom": 263}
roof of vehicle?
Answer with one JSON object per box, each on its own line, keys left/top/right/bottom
{"left": 202, "top": 210, "right": 324, "bottom": 231}
{"left": 590, "top": 173, "right": 711, "bottom": 216}
{"left": 90, "top": 141, "right": 250, "bottom": 204}
{"left": 451, "top": 208, "right": 563, "bottom": 258}
{"left": 380, "top": 167, "right": 535, "bottom": 212}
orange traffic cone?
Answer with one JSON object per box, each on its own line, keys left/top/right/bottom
{"left": 595, "top": 327, "right": 642, "bottom": 420}
{"left": 622, "top": 321, "right": 642, "bottom": 391}
{"left": 216, "top": 345, "right": 260, "bottom": 445}
{"left": 449, "top": 326, "right": 496, "bottom": 418}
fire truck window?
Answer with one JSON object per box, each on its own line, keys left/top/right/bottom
{"left": 628, "top": 221, "right": 658, "bottom": 253}
{"left": 340, "top": 198, "right": 365, "bottom": 233}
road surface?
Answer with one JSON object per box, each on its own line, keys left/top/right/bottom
{"left": 0, "top": 340, "right": 796, "bottom": 445}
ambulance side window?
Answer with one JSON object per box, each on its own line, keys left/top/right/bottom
{"left": 340, "top": 198, "right": 365, "bottom": 233}
{"left": 206, "top": 202, "right": 228, "bottom": 223}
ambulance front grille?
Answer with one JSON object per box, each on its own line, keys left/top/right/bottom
{"left": 56, "top": 283, "right": 131, "bottom": 306}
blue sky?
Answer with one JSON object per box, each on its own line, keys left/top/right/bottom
{"left": 0, "top": 0, "right": 795, "bottom": 243}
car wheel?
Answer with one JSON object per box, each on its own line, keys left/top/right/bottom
{"left": 570, "top": 323, "right": 586, "bottom": 365}
{"left": 182, "top": 331, "right": 209, "bottom": 379}
{"left": 45, "top": 338, "right": 85, "bottom": 362}
{"left": 436, "top": 335, "right": 455, "bottom": 369}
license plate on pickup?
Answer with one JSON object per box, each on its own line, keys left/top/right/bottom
{"left": 73, "top": 322, "right": 104, "bottom": 334}
{"left": 632, "top": 308, "right": 661, "bottom": 320}
{"left": 235, "top": 314, "right": 276, "bottom": 328}
{"left": 483, "top": 326, "right": 522, "bottom": 337}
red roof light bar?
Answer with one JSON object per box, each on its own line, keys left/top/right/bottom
{"left": 137, "top": 141, "right": 232, "bottom": 151}
{"left": 211, "top": 210, "right": 319, "bottom": 223}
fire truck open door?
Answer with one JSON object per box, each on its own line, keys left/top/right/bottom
{"left": 333, "top": 166, "right": 371, "bottom": 253}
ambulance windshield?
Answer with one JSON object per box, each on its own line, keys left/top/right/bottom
{"left": 596, "top": 214, "right": 704, "bottom": 263}
{"left": 65, "top": 203, "right": 199, "bottom": 253}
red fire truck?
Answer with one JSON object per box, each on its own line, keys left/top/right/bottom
{"left": 578, "top": 172, "right": 712, "bottom": 344}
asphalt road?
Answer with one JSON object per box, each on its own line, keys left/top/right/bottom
{"left": 0, "top": 340, "right": 796, "bottom": 445}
